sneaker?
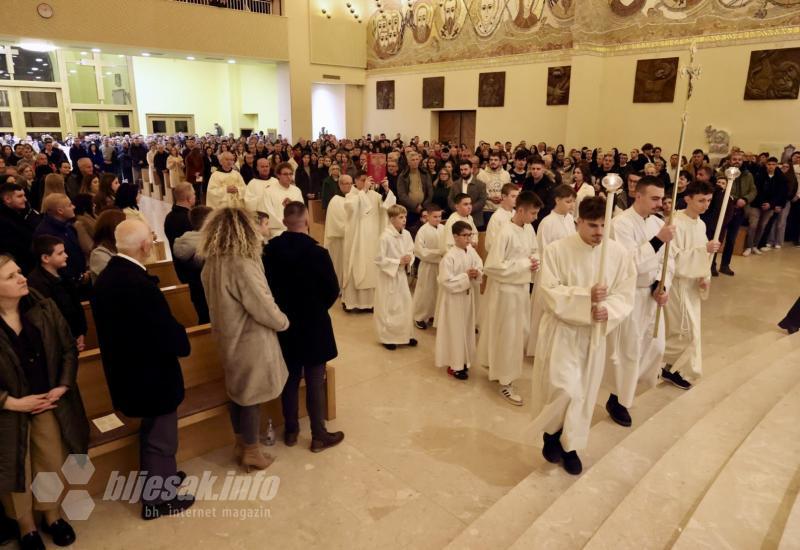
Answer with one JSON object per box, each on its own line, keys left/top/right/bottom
{"left": 605, "top": 394, "right": 632, "bottom": 427}
{"left": 414, "top": 320, "right": 427, "bottom": 330}
{"left": 710, "top": 264, "right": 719, "bottom": 277}
{"left": 720, "top": 265, "right": 735, "bottom": 276}
{"left": 742, "top": 248, "right": 752, "bottom": 257}
{"left": 752, "top": 247, "right": 763, "bottom": 255}
{"left": 310, "top": 431, "right": 345, "bottom": 453}
{"left": 447, "top": 367, "right": 468, "bottom": 380}
{"left": 542, "top": 430, "right": 563, "bottom": 463}
{"left": 561, "top": 450, "right": 583, "bottom": 475}
{"left": 499, "top": 384, "right": 523, "bottom": 406}
{"left": 383, "top": 343, "right": 397, "bottom": 351}
{"left": 775, "top": 244, "right": 782, "bottom": 249}
{"left": 759, "top": 246, "right": 771, "bottom": 252}
{"left": 661, "top": 367, "right": 692, "bottom": 390}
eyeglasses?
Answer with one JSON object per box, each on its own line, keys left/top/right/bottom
{"left": 456, "top": 233, "right": 473, "bottom": 238}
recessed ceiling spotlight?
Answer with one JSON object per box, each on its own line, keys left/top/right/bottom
{"left": 186, "top": 56, "right": 195, "bottom": 60}
{"left": 69, "top": 69, "right": 77, "bottom": 74}
{"left": 141, "top": 52, "right": 151, "bottom": 56}
{"left": 91, "top": 48, "right": 101, "bottom": 53}
{"left": 227, "top": 59, "right": 236, "bottom": 64}
{"left": 35, "top": 58, "right": 43, "bottom": 62}
{"left": 35, "top": 76, "right": 41, "bottom": 80}
{"left": 80, "top": 51, "right": 87, "bottom": 55}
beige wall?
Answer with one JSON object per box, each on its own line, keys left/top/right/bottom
{"left": 365, "top": 38, "right": 800, "bottom": 155}
{"left": 3, "top": 0, "right": 289, "bottom": 61}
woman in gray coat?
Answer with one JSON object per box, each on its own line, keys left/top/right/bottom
{"left": 200, "top": 208, "right": 289, "bottom": 473}
{"left": 0, "top": 255, "right": 89, "bottom": 549}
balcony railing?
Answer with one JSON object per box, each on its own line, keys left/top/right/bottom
{"left": 173, "top": 0, "right": 281, "bottom": 16}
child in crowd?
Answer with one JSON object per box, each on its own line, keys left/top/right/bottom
{"left": 442, "top": 193, "right": 479, "bottom": 249}
{"left": 375, "top": 205, "right": 417, "bottom": 350}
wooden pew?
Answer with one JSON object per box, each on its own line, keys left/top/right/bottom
{"left": 82, "top": 284, "right": 198, "bottom": 350}
{"left": 78, "top": 324, "right": 336, "bottom": 495}
{"left": 145, "top": 259, "right": 181, "bottom": 288}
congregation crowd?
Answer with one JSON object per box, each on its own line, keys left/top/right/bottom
{"left": 0, "top": 128, "right": 799, "bottom": 549}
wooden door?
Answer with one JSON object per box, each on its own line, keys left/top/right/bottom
{"left": 438, "top": 111, "right": 461, "bottom": 146}
{"left": 459, "top": 111, "right": 476, "bottom": 150}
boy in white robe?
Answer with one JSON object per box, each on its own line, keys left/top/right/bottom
{"left": 342, "top": 172, "right": 396, "bottom": 312}
{"left": 436, "top": 221, "right": 484, "bottom": 380}
{"left": 442, "top": 194, "right": 479, "bottom": 250}
{"left": 323, "top": 175, "right": 354, "bottom": 288}
{"left": 531, "top": 196, "right": 636, "bottom": 475}
{"left": 484, "top": 183, "right": 519, "bottom": 253}
{"left": 375, "top": 205, "right": 417, "bottom": 350}
{"left": 663, "top": 181, "right": 720, "bottom": 389}
{"left": 604, "top": 175, "right": 675, "bottom": 427}
{"left": 477, "top": 191, "right": 542, "bottom": 406}
{"left": 527, "top": 185, "right": 577, "bottom": 356}
{"left": 412, "top": 205, "right": 446, "bottom": 329}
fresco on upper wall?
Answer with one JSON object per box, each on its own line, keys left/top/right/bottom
{"left": 367, "top": 0, "right": 800, "bottom": 69}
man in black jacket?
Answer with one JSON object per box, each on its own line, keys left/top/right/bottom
{"left": 0, "top": 183, "right": 39, "bottom": 274}
{"left": 34, "top": 194, "right": 85, "bottom": 286}
{"left": 92, "top": 220, "right": 194, "bottom": 520}
{"left": 746, "top": 157, "right": 788, "bottom": 254}
{"left": 130, "top": 137, "right": 148, "bottom": 190}
{"left": 523, "top": 158, "right": 556, "bottom": 229}
{"left": 262, "top": 201, "right": 345, "bottom": 453}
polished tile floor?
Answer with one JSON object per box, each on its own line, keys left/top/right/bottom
{"left": 69, "top": 199, "right": 800, "bottom": 549}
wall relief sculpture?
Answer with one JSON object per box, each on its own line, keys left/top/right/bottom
{"left": 743, "top": 47, "right": 800, "bottom": 100}
{"left": 546, "top": 65, "right": 571, "bottom": 105}
{"left": 366, "top": 0, "right": 800, "bottom": 69}
{"left": 705, "top": 125, "right": 731, "bottom": 156}
{"left": 633, "top": 57, "right": 679, "bottom": 103}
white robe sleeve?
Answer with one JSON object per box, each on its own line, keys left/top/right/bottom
{"left": 614, "top": 218, "right": 660, "bottom": 277}
{"left": 539, "top": 245, "right": 593, "bottom": 326}
{"left": 375, "top": 233, "right": 402, "bottom": 277}
{"left": 483, "top": 228, "right": 530, "bottom": 284}
{"left": 415, "top": 228, "right": 444, "bottom": 263}
{"left": 206, "top": 173, "right": 226, "bottom": 208}
{"left": 438, "top": 252, "right": 472, "bottom": 293}
{"left": 603, "top": 253, "right": 638, "bottom": 333}
{"left": 244, "top": 180, "right": 262, "bottom": 212}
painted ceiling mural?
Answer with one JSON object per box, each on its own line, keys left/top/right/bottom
{"left": 367, "top": 0, "right": 800, "bottom": 69}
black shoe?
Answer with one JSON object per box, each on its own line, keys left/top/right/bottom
{"left": 383, "top": 343, "right": 397, "bottom": 350}
{"left": 0, "top": 514, "right": 18, "bottom": 546}
{"left": 542, "top": 430, "right": 563, "bottom": 464}
{"left": 310, "top": 431, "right": 345, "bottom": 453}
{"left": 605, "top": 394, "right": 632, "bottom": 427}
{"left": 710, "top": 264, "right": 719, "bottom": 277}
{"left": 447, "top": 367, "right": 468, "bottom": 380}
{"left": 18, "top": 532, "right": 44, "bottom": 550}
{"left": 720, "top": 265, "right": 735, "bottom": 276}
{"left": 561, "top": 450, "right": 583, "bottom": 475}
{"left": 414, "top": 320, "right": 427, "bottom": 330}
{"left": 284, "top": 431, "right": 298, "bottom": 447}
{"left": 408, "top": 339, "right": 418, "bottom": 347}
{"left": 141, "top": 494, "right": 196, "bottom": 521}
{"left": 40, "top": 519, "right": 76, "bottom": 547}
{"left": 661, "top": 367, "right": 692, "bottom": 390}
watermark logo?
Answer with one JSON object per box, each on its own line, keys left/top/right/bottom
{"left": 32, "top": 454, "right": 280, "bottom": 521}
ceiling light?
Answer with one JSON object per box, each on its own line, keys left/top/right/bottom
{"left": 35, "top": 58, "right": 43, "bottom": 62}
{"left": 105, "top": 71, "right": 112, "bottom": 76}
{"left": 186, "top": 56, "right": 195, "bottom": 60}
{"left": 18, "top": 41, "right": 57, "bottom": 52}
{"left": 80, "top": 51, "right": 87, "bottom": 55}
{"left": 35, "top": 76, "right": 41, "bottom": 80}
{"left": 31, "top": 67, "right": 38, "bottom": 71}
{"left": 69, "top": 69, "right": 77, "bottom": 74}
{"left": 92, "top": 48, "right": 101, "bottom": 53}
{"left": 227, "top": 59, "right": 236, "bottom": 64}
{"left": 42, "top": 63, "right": 48, "bottom": 66}
{"left": 141, "top": 52, "right": 151, "bottom": 57}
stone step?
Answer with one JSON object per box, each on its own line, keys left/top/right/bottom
{"left": 507, "top": 333, "right": 800, "bottom": 550}
{"left": 579, "top": 339, "right": 800, "bottom": 550}
{"left": 444, "top": 330, "right": 785, "bottom": 550}
{"left": 672, "top": 380, "right": 800, "bottom": 549}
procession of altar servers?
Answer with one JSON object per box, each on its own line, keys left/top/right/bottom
{"left": 328, "top": 179, "right": 714, "bottom": 475}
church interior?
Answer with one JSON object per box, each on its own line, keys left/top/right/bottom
{"left": 1, "top": 0, "right": 800, "bottom": 549}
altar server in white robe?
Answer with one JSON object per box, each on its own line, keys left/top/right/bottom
{"left": 531, "top": 196, "right": 636, "bottom": 475}
{"left": 477, "top": 191, "right": 543, "bottom": 406}
{"left": 527, "top": 185, "right": 577, "bottom": 356}
{"left": 603, "top": 175, "right": 675, "bottom": 427}
{"left": 261, "top": 162, "right": 304, "bottom": 239}
{"left": 436, "top": 221, "right": 483, "bottom": 380}
{"left": 412, "top": 205, "right": 446, "bottom": 329}
{"left": 663, "top": 181, "right": 719, "bottom": 389}
{"left": 244, "top": 157, "right": 278, "bottom": 213}
{"left": 342, "top": 172, "right": 396, "bottom": 312}
{"left": 323, "top": 175, "right": 354, "bottom": 288}
{"left": 442, "top": 194, "right": 479, "bottom": 249}
{"left": 374, "top": 205, "right": 417, "bottom": 350}
{"left": 484, "top": 184, "right": 519, "bottom": 253}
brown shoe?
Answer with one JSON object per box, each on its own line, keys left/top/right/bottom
{"left": 310, "top": 431, "right": 345, "bottom": 453}
{"left": 241, "top": 444, "right": 274, "bottom": 473}
{"left": 284, "top": 431, "right": 298, "bottom": 447}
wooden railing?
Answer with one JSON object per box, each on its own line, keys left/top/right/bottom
{"left": 172, "top": 0, "right": 281, "bottom": 16}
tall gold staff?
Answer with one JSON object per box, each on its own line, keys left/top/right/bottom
{"left": 654, "top": 42, "right": 702, "bottom": 337}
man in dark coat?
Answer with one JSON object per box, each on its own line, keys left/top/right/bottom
{"left": 0, "top": 183, "right": 39, "bottom": 274}
{"left": 262, "top": 201, "right": 345, "bottom": 453}
{"left": 33, "top": 194, "right": 85, "bottom": 286}
{"left": 91, "top": 220, "right": 194, "bottom": 519}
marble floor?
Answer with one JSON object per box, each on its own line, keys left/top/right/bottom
{"left": 61, "top": 198, "right": 800, "bottom": 549}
